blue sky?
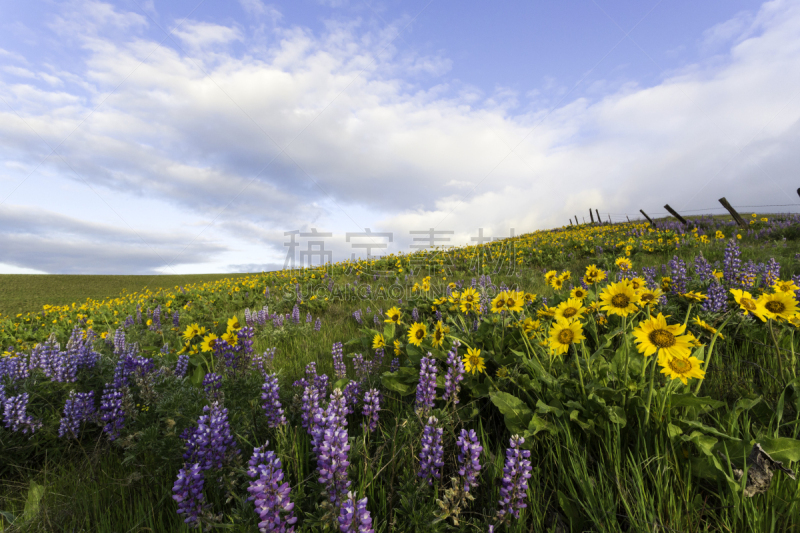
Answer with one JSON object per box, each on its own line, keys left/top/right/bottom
{"left": 1, "top": 0, "right": 799, "bottom": 274}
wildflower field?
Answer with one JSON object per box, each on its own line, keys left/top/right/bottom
{"left": 3, "top": 213, "right": 800, "bottom": 532}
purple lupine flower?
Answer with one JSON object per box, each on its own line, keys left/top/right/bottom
{"left": 3, "top": 393, "right": 42, "bottom": 434}
{"left": 135, "top": 305, "right": 142, "bottom": 325}
{"left": 343, "top": 381, "right": 362, "bottom": 415}
{"left": 312, "top": 389, "right": 349, "bottom": 454}
{"left": 252, "top": 348, "right": 277, "bottom": 376}
{"left": 261, "top": 374, "right": 287, "bottom": 428}
{"left": 173, "top": 462, "right": 206, "bottom": 526}
{"left": 361, "top": 389, "right": 381, "bottom": 433}
{"left": 175, "top": 355, "right": 190, "bottom": 378}
{"left": 306, "top": 312, "right": 313, "bottom": 324}
{"left": 291, "top": 305, "right": 300, "bottom": 325}
{"left": 456, "top": 429, "right": 482, "bottom": 493}
{"left": 372, "top": 347, "right": 384, "bottom": 369}
{"left": 99, "top": 384, "right": 125, "bottom": 440}
{"left": 265, "top": 287, "right": 271, "bottom": 299}
{"left": 203, "top": 373, "right": 223, "bottom": 402}
{"left": 317, "top": 424, "right": 351, "bottom": 508}
{"left": 701, "top": 281, "right": 728, "bottom": 313}
{"left": 418, "top": 416, "right": 444, "bottom": 485}
{"left": 723, "top": 239, "right": 742, "bottom": 287}
{"left": 694, "top": 255, "right": 714, "bottom": 282}
{"left": 332, "top": 342, "right": 347, "bottom": 380}
{"left": 496, "top": 435, "right": 532, "bottom": 522}
{"left": 352, "top": 309, "right": 363, "bottom": 325}
{"left": 372, "top": 313, "right": 380, "bottom": 329}
{"left": 273, "top": 314, "right": 285, "bottom": 328}
{"left": 173, "top": 311, "right": 180, "bottom": 328}
{"left": 315, "top": 317, "right": 322, "bottom": 332}
{"left": 390, "top": 358, "right": 400, "bottom": 373}
{"left": 59, "top": 390, "right": 95, "bottom": 438}
{"left": 338, "top": 492, "right": 374, "bottom": 533}
{"left": 764, "top": 258, "right": 780, "bottom": 288}
{"left": 123, "top": 315, "right": 134, "bottom": 328}
{"left": 415, "top": 354, "right": 437, "bottom": 415}
{"left": 353, "top": 354, "right": 371, "bottom": 381}
{"left": 113, "top": 329, "right": 126, "bottom": 355}
{"left": 412, "top": 308, "right": 419, "bottom": 322}
{"left": 668, "top": 256, "right": 688, "bottom": 294}
{"left": 183, "top": 401, "right": 240, "bottom": 471}
{"left": 642, "top": 267, "right": 657, "bottom": 289}
{"left": 443, "top": 341, "right": 464, "bottom": 404}
{"left": 300, "top": 384, "right": 322, "bottom": 431}
{"left": 238, "top": 326, "right": 256, "bottom": 357}
{"left": 151, "top": 305, "right": 161, "bottom": 331}
{"left": 247, "top": 446, "right": 297, "bottom": 533}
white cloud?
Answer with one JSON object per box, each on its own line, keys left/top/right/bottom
{"left": 2, "top": 0, "right": 800, "bottom": 273}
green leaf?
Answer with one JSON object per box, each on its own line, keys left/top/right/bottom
{"left": 22, "top": 480, "right": 45, "bottom": 522}
{"left": 380, "top": 368, "right": 417, "bottom": 396}
{"left": 682, "top": 431, "right": 718, "bottom": 456}
{"left": 667, "top": 423, "right": 683, "bottom": 439}
{"left": 191, "top": 365, "right": 206, "bottom": 387}
{"left": 528, "top": 414, "right": 558, "bottom": 436}
{"left": 758, "top": 437, "right": 800, "bottom": 464}
{"left": 681, "top": 420, "right": 736, "bottom": 441}
{"left": 333, "top": 378, "right": 350, "bottom": 391}
{"left": 383, "top": 323, "right": 395, "bottom": 341}
{"left": 536, "top": 399, "right": 564, "bottom": 417}
{"left": 557, "top": 491, "right": 585, "bottom": 531}
{"left": 489, "top": 391, "right": 533, "bottom": 435}
{"left": 669, "top": 394, "right": 726, "bottom": 411}
{"left": 606, "top": 405, "right": 626, "bottom": 427}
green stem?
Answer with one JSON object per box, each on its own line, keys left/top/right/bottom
{"left": 643, "top": 355, "right": 657, "bottom": 427}
{"left": 768, "top": 319, "right": 786, "bottom": 385}
{"left": 682, "top": 303, "right": 693, "bottom": 329}
{"left": 694, "top": 314, "right": 734, "bottom": 395}
{"left": 575, "top": 343, "right": 586, "bottom": 396}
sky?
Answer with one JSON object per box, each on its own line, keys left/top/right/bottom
{"left": 1, "top": 0, "right": 799, "bottom": 275}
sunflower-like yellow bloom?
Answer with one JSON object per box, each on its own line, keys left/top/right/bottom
{"left": 773, "top": 280, "right": 800, "bottom": 293}
{"left": 491, "top": 293, "right": 508, "bottom": 313}
{"left": 615, "top": 257, "right": 632, "bottom": 272}
{"left": 633, "top": 313, "right": 692, "bottom": 359}
{"left": 504, "top": 291, "right": 524, "bottom": 313}
{"left": 373, "top": 333, "right": 386, "bottom": 350}
{"left": 221, "top": 330, "right": 238, "bottom": 346}
{"left": 385, "top": 306, "right": 402, "bottom": 324}
{"left": 182, "top": 323, "right": 201, "bottom": 342}
{"left": 537, "top": 306, "right": 556, "bottom": 318}
{"left": 730, "top": 289, "right": 765, "bottom": 319}
{"left": 628, "top": 277, "right": 646, "bottom": 291}
{"left": 658, "top": 352, "right": 705, "bottom": 385}
{"left": 599, "top": 282, "right": 640, "bottom": 317}
{"left": 660, "top": 277, "right": 672, "bottom": 292}
{"left": 393, "top": 339, "right": 402, "bottom": 355}
{"left": 549, "top": 276, "right": 565, "bottom": 290}
{"left": 462, "top": 347, "right": 485, "bottom": 374}
{"left": 200, "top": 333, "right": 218, "bottom": 353}
{"left": 227, "top": 315, "right": 242, "bottom": 331}
{"left": 544, "top": 270, "right": 558, "bottom": 282}
{"left": 637, "top": 287, "right": 664, "bottom": 307}
{"left": 548, "top": 318, "right": 585, "bottom": 355}
{"left": 553, "top": 298, "right": 586, "bottom": 321}
{"left": 431, "top": 321, "right": 446, "bottom": 348}
{"left": 584, "top": 265, "right": 606, "bottom": 285}
{"left": 758, "top": 291, "right": 798, "bottom": 322}
{"left": 681, "top": 291, "right": 707, "bottom": 302}
{"left": 521, "top": 317, "right": 541, "bottom": 336}
{"left": 569, "top": 286, "right": 588, "bottom": 300}
{"left": 523, "top": 292, "right": 537, "bottom": 305}
{"left": 559, "top": 271, "right": 571, "bottom": 281}
{"left": 408, "top": 322, "right": 427, "bottom": 346}
{"left": 692, "top": 317, "right": 724, "bottom": 340}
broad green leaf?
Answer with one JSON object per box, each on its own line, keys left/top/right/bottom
{"left": 569, "top": 410, "right": 594, "bottom": 432}
{"left": 669, "top": 394, "right": 725, "bottom": 411}
{"left": 758, "top": 437, "right": 800, "bottom": 464}
{"left": 667, "top": 423, "right": 683, "bottom": 439}
{"left": 489, "top": 391, "right": 533, "bottom": 435}
{"left": 333, "top": 378, "right": 350, "bottom": 391}
{"left": 22, "top": 481, "right": 45, "bottom": 522}
{"left": 191, "top": 365, "right": 206, "bottom": 387}
{"left": 528, "top": 414, "right": 558, "bottom": 436}
{"left": 557, "top": 490, "right": 585, "bottom": 531}
{"left": 536, "top": 399, "right": 564, "bottom": 417}
{"left": 682, "top": 431, "right": 718, "bottom": 456}
{"left": 380, "top": 372, "right": 416, "bottom": 396}
{"left": 606, "top": 405, "right": 626, "bottom": 427}
{"left": 383, "top": 323, "right": 395, "bottom": 340}
{"left": 681, "top": 420, "right": 737, "bottom": 441}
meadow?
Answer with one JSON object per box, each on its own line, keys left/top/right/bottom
{"left": 2, "top": 213, "right": 800, "bottom": 532}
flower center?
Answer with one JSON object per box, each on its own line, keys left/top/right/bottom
{"left": 557, "top": 329, "right": 574, "bottom": 344}
{"left": 506, "top": 298, "right": 515, "bottom": 307}
{"left": 648, "top": 329, "right": 675, "bottom": 348}
{"left": 468, "top": 355, "right": 480, "bottom": 367}
{"left": 435, "top": 330, "right": 443, "bottom": 341}
{"left": 640, "top": 293, "right": 654, "bottom": 303}
{"left": 562, "top": 308, "right": 577, "bottom": 318}
{"left": 391, "top": 314, "right": 399, "bottom": 321}
{"left": 415, "top": 329, "right": 425, "bottom": 340}
{"left": 740, "top": 298, "right": 755, "bottom": 311}
{"left": 631, "top": 281, "right": 640, "bottom": 289}
{"left": 611, "top": 294, "right": 630, "bottom": 308}
{"left": 765, "top": 301, "right": 785, "bottom": 313}
{"left": 668, "top": 357, "right": 692, "bottom": 374}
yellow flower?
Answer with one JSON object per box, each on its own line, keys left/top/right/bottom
{"left": 660, "top": 277, "right": 672, "bottom": 292}
{"left": 544, "top": 270, "right": 558, "bottom": 282}
{"left": 461, "top": 288, "right": 479, "bottom": 306}
{"left": 658, "top": 352, "right": 705, "bottom": 385}
{"left": 491, "top": 293, "right": 508, "bottom": 313}
{"left": 627, "top": 277, "right": 646, "bottom": 291}
{"left": 757, "top": 291, "right": 798, "bottom": 322}
{"left": 520, "top": 318, "right": 541, "bottom": 336}
{"left": 559, "top": 271, "right": 571, "bottom": 281}
{"left": 692, "top": 317, "right": 724, "bottom": 340}
{"left": 385, "top": 307, "right": 402, "bottom": 325}
{"left": 637, "top": 287, "right": 664, "bottom": 307}
{"left": 730, "top": 289, "right": 766, "bottom": 319}
{"left": 504, "top": 291, "right": 524, "bottom": 313}
{"left": 523, "top": 292, "right": 537, "bottom": 304}
{"left": 681, "top": 291, "right": 707, "bottom": 302}
{"left": 712, "top": 269, "right": 724, "bottom": 281}
{"left": 599, "top": 282, "right": 640, "bottom": 317}
{"left": 408, "top": 322, "right": 427, "bottom": 347}
{"left": 553, "top": 298, "right": 586, "bottom": 321}
{"left": 221, "top": 330, "right": 238, "bottom": 346}
{"left": 615, "top": 257, "right": 632, "bottom": 272}
{"left": 549, "top": 277, "right": 565, "bottom": 290}
{"left": 431, "top": 321, "right": 446, "bottom": 348}
{"left": 548, "top": 318, "right": 585, "bottom": 355}
{"left": 773, "top": 280, "right": 800, "bottom": 293}
{"left": 200, "top": 333, "right": 219, "bottom": 352}
{"left": 583, "top": 265, "right": 606, "bottom": 285}
{"left": 393, "top": 339, "right": 403, "bottom": 355}
{"left": 633, "top": 313, "right": 693, "bottom": 359}
{"left": 570, "top": 287, "right": 588, "bottom": 300}
{"left": 373, "top": 333, "right": 386, "bottom": 350}
{"left": 227, "top": 315, "right": 242, "bottom": 331}
{"left": 182, "top": 323, "right": 201, "bottom": 342}
{"left": 596, "top": 314, "right": 608, "bottom": 326}
{"left": 462, "top": 347, "right": 485, "bottom": 374}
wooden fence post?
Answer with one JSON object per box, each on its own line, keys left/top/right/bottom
{"left": 640, "top": 209, "right": 656, "bottom": 227}
{"left": 575, "top": 216, "right": 579, "bottom": 226}
{"left": 569, "top": 219, "right": 573, "bottom": 226}
{"left": 664, "top": 204, "right": 690, "bottom": 226}
{"left": 626, "top": 216, "right": 631, "bottom": 223}
{"left": 596, "top": 209, "right": 601, "bottom": 224}
{"left": 589, "top": 209, "right": 595, "bottom": 224}
{"left": 718, "top": 197, "right": 746, "bottom": 227}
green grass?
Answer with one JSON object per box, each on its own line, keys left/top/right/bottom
{"left": 0, "top": 273, "right": 255, "bottom": 317}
